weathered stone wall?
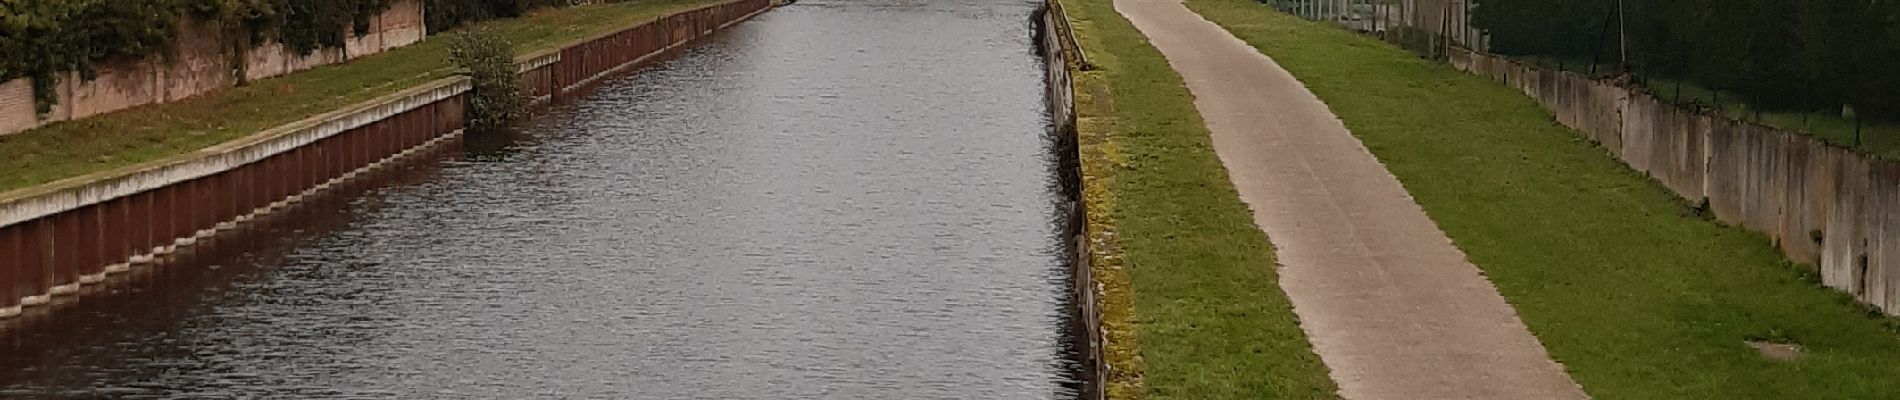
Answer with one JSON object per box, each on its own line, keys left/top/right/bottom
{"left": 164, "top": 20, "right": 234, "bottom": 103}
{"left": 1450, "top": 47, "right": 1900, "bottom": 313}
{"left": 0, "top": 0, "right": 426, "bottom": 137}
{"left": 0, "top": 79, "right": 44, "bottom": 135}
{"left": 346, "top": 0, "right": 426, "bottom": 60}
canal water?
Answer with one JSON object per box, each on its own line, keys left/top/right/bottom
{"left": 0, "top": 0, "right": 1076, "bottom": 398}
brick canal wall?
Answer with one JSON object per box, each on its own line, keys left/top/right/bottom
{"left": 0, "top": 0, "right": 773, "bottom": 318}
{"left": 1448, "top": 47, "right": 1900, "bottom": 314}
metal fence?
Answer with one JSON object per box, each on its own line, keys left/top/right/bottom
{"left": 1270, "top": 0, "right": 1900, "bottom": 158}
{"left": 1266, "top": 0, "right": 1482, "bottom": 59}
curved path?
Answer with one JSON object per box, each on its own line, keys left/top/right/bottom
{"left": 1111, "top": 0, "right": 1588, "bottom": 398}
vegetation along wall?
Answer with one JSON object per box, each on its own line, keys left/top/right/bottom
{"left": 1037, "top": 2, "right": 1103, "bottom": 399}
{"left": 0, "top": 0, "right": 427, "bottom": 137}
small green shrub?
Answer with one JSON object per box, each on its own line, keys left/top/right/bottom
{"left": 447, "top": 28, "right": 523, "bottom": 131}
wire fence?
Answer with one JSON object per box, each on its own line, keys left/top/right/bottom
{"left": 1264, "top": 0, "right": 1480, "bottom": 60}
{"left": 1266, "top": 0, "right": 1900, "bottom": 158}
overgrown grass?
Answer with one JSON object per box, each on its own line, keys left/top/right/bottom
{"left": 1064, "top": 0, "right": 1339, "bottom": 398}
{"left": 1064, "top": 2, "right": 1143, "bottom": 397}
{"left": 1185, "top": 0, "right": 1900, "bottom": 398}
{"left": 0, "top": 0, "right": 729, "bottom": 193}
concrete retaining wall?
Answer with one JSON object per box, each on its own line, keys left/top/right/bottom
{"left": 1449, "top": 47, "right": 1900, "bottom": 313}
{"left": 0, "top": 0, "right": 427, "bottom": 137}
{"left": 0, "top": 0, "right": 773, "bottom": 318}
{"left": 0, "top": 79, "right": 470, "bottom": 315}
{"left": 1041, "top": 2, "right": 1105, "bottom": 399}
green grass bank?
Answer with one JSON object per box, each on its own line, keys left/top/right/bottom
{"left": 0, "top": 0, "right": 727, "bottom": 193}
{"left": 1063, "top": 0, "right": 1338, "bottom": 398}
{"left": 1183, "top": 0, "right": 1900, "bottom": 398}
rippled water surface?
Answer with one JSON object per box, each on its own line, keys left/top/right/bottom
{"left": 0, "top": 0, "right": 1072, "bottom": 398}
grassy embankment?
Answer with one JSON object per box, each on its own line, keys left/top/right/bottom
{"left": 1063, "top": 0, "right": 1339, "bottom": 398}
{"left": 0, "top": 0, "right": 729, "bottom": 193}
{"left": 1185, "top": 0, "right": 1900, "bottom": 398}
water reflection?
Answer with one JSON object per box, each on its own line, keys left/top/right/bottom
{"left": 0, "top": 0, "right": 1070, "bottom": 398}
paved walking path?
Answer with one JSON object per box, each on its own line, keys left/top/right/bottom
{"left": 1111, "top": 1, "right": 1589, "bottom": 398}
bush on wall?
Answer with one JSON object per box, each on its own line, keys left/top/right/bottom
{"left": 446, "top": 28, "right": 524, "bottom": 131}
